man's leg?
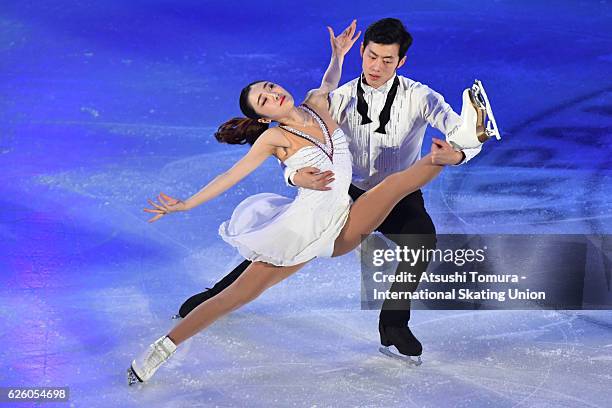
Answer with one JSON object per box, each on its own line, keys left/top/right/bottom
{"left": 178, "top": 259, "right": 252, "bottom": 318}
{"left": 376, "top": 190, "right": 436, "bottom": 356}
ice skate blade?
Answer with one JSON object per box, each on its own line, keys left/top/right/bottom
{"left": 171, "top": 314, "right": 182, "bottom": 320}
{"left": 467, "top": 88, "right": 488, "bottom": 143}
{"left": 378, "top": 346, "right": 422, "bottom": 366}
{"left": 127, "top": 365, "right": 143, "bottom": 386}
{"left": 473, "top": 79, "right": 501, "bottom": 141}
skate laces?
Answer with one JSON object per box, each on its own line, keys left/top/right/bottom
{"left": 145, "top": 337, "right": 175, "bottom": 372}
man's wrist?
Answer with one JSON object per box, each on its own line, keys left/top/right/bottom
{"left": 454, "top": 150, "right": 466, "bottom": 165}
{"left": 288, "top": 170, "right": 298, "bottom": 186}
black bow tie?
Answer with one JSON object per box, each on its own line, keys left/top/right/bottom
{"left": 356, "top": 75, "right": 400, "bottom": 134}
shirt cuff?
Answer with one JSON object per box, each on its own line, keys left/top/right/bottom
{"left": 453, "top": 150, "right": 467, "bottom": 166}
{"left": 287, "top": 169, "right": 298, "bottom": 186}
{"left": 458, "top": 144, "right": 483, "bottom": 165}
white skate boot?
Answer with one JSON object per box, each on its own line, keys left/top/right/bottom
{"left": 447, "top": 79, "right": 501, "bottom": 150}
{"left": 127, "top": 335, "right": 177, "bottom": 386}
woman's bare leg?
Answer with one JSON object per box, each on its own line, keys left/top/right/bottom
{"left": 332, "top": 154, "right": 443, "bottom": 256}
{"left": 168, "top": 261, "right": 306, "bottom": 345}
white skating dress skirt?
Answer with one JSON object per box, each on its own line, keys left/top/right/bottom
{"left": 219, "top": 107, "right": 353, "bottom": 266}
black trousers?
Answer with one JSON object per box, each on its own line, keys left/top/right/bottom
{"left": 203, "top": 184, "right": 436, "bottom": 327}
{"left": 348, "top": 185, "right": 436, "bottom": 326}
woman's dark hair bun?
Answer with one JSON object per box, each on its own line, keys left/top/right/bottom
{"left": 214, "top": 117, "right": 269, "bottom": 145}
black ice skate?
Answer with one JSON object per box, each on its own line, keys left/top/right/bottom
{"left": 378, "top": 322, "right": 423, "bottom": 366}
{"left": 173, "top": 287, "right": 214, "bottom": 319}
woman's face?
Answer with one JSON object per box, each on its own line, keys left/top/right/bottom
{"left": 247, "top": 81, "right": 294, "bottom": 121}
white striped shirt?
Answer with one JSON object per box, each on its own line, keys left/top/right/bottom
{"left": 327, "top": 74, "right": 481, "bottom": 190}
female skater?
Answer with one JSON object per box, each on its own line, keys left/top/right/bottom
{"left": 128, "top": 20, "right": 460, "bottom": 385}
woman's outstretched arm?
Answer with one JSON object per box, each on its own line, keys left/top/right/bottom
{"left": 182, "top": 129, "right": 281, "bottom": 210}
{"left": 305, "top": 19, "right": 360, "bottom": 103}
{"left": 283, "top": 20, "right": 359, "bottom": 189}
{"left": 319, "top": 19, "right": 361, "bottom": 92}
{"left": 144, "top": 129, "right": 284, "bottom": 222}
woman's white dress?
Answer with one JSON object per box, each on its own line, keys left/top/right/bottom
{"left": 218, "top": 105, "right": 353, "bottom": 266}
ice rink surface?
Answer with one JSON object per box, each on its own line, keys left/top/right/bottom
{"left": 0, "top": 1, "right": 611, "bottom": 406}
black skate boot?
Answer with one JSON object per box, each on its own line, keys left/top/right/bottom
{"left": 174, "top": 260, "right": 253, "bottom": 319}
{"left": 174, "top": 288, "right": 213, "bottom": 319}
{"left": 378, "top": 322, "right": 423, "bottom": 366}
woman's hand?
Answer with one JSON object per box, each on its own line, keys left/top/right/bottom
{"left": 315, "top": 19, "right": 360, "bottom": 94}
{"left": 143, "top": 192, "right": 187, "bottom": 223}
{"left": 327, "top": 19, "right": 361, "bottom": 58}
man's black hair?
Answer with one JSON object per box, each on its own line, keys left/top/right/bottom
{"left": 363, "top": 18, "right": 413, "bottom": 60}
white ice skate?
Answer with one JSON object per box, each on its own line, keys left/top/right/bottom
{"left": 127, "top": 335, "right": 177, "bottom": 386}
{"left": 447, "top": 79, "right": 501, "bottom": 150}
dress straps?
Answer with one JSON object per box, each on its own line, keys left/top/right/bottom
{"left": 279, "top": 104, "right": 334, "bottom": 161}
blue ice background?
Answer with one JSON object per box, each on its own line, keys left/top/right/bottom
{"left": 0, "top": 1, "right": 611, "bottom": 407}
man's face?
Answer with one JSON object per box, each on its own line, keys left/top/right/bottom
{"left": 360, "top": 41, "right": 406, "bottom": 89}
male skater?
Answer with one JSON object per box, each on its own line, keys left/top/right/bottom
{"left": 177, "top": 18, "right": 499, "bottom": 362}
